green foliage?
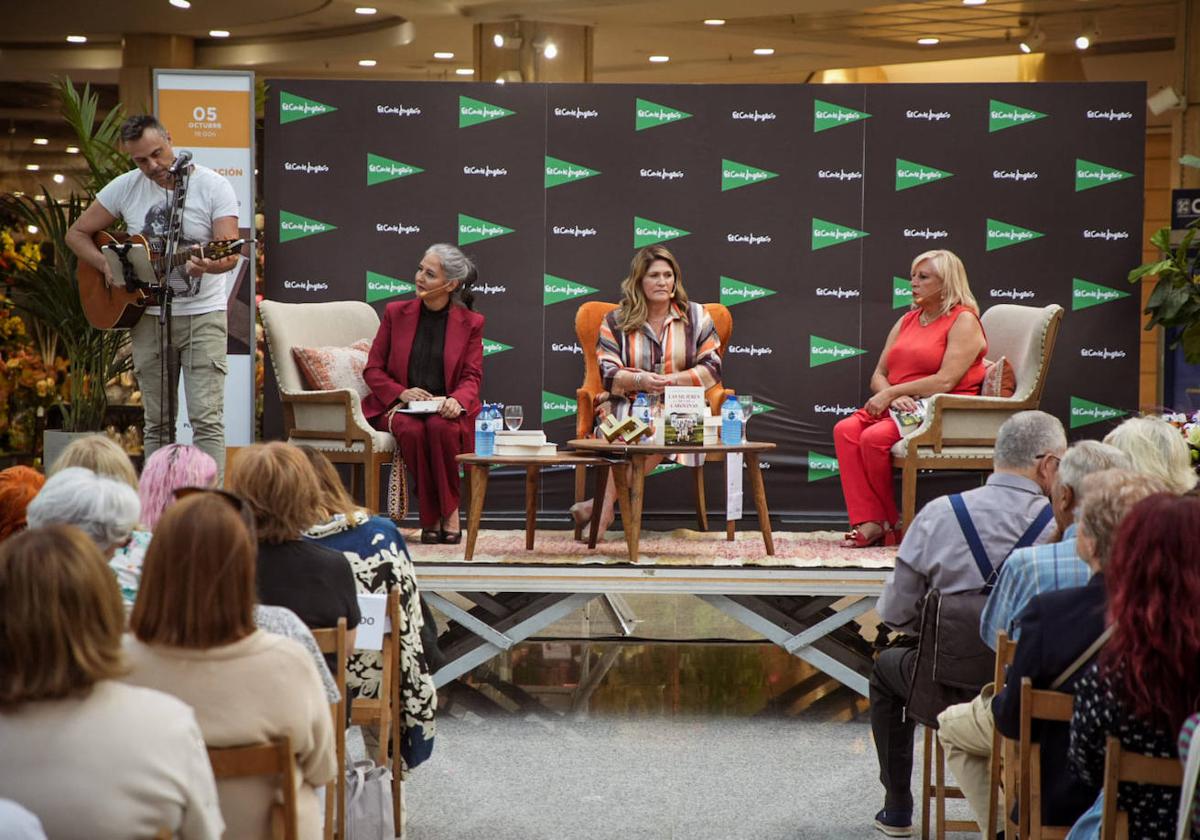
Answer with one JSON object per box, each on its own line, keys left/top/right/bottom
{"left": 1129, "top": 220, "right": 1200, "bottom": 364}
{"left": 53, "top": 76, "right": 130, "bottom": 198}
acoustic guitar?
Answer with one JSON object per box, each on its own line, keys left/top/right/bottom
{"left": 79, "top": 231, "right": 246, "bottom": 330}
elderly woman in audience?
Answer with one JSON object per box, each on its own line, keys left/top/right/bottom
{"left": 25, "top": 467, "right": 139, "bottom": 558}
{"left": 0, "top": 525, "right": 223, "bottom": 839}
{"left": 124, "top": 492, "right": 335, "bottom": 840}
{"left": 1104, "top": 415, "right": 1199, "bottom": 494}
{"left": 0, "top": 466, "right": 45, "bottom": 542}
{"left": 300, "top": 445, "right": 437, "bottom": 767}
{"left": 1067, "top": 492, "right": 1200, "bottom": 839}
{"left": 50, "top": 433, "right": 138, "bottom": 490}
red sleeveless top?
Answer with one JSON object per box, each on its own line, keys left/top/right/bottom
{"left": 885, "top": 305, "right": 987, "bottom": 395}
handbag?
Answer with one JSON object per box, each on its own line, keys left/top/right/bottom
{"left": 387, "top": 450, "right": 408, "bottom": 522}
{"left": 345, "top": 760, "right": 395, "bottom": 840}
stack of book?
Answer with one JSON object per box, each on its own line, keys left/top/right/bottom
{"left": 494, "top": 430, "right": 557, "bottom": 457}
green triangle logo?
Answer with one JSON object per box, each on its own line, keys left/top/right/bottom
{"left": 366, "top": 153, "right": 423, "bottom": 186}
{"left": 279, "top": 210, "right": 336, "bottom": 243}
{"left": 1075, "top": 158, "right": 1134, "bottom": 192}
{"left": 635, "top": 98, "right": 692, "bottom": 132}
{"left": 459, "top": 95, "right": 514, "bottom": 128}
{"left": 986, "top": 218, "right": 1044, "bottom": 252}
{"left": 633, "top": 216, "right": 689, "bottom": 248}
{"left": 719, "top": 276, "right": 777, "bottom": 308}
{"left": 541, "top": 390, "right": 576, "bottom": 424}
{"left": 1072, "top": 277, "right": 1130, "bottom": 311}
{"left": 365, "top": 270, "right": 414, "bottom": 303}
{"left": 988, "top": 99, "right": 1047, "bottom": 133}
{"left": 279, "top": 91, "right": 337, "bottom": 124}
{"left": 1069, "top": 396, "right": 1129, "bottom": 429}
{"left": 810, "top": 335, "right": 867, "bottom": 368}
{"left": 813, "top": 99, "right": 870, "bottom": 133}
{"left": 807, "top": 451, "right": 840, "bottom": 482}
{"left": 812, "top": 218, "right": 869, "bottom": 251}
{"left": 482, "top": 338, "right": 512, "bottom": 357}
{"left": 893, "top": 276, "right": 914, "bottom": 310}
{"left": 749, "top": 400, "right": 777, "bottom": 417}
{"left": 458, "top": 213, "right": 514, "bottom": 246}
{"left": 545, "top": 156, "right": 600, "bottom": 189}
{"left": 721, "top": 159, "right": 779, "bottom": 192}
{"left": 895, "top": 158, "right": 953, "bottom": 192}
{"left": 650, "top": 462, "right": 685, "bottom": 477}
{"left": 544, "top": 274, "right": 598, "bottom": 306}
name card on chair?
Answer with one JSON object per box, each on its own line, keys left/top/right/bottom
{"left": 354, "top": 593, "right": 392, "bottom": 651}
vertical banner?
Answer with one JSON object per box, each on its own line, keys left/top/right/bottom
{"left": 154, "top": 70, "right": 256, "bottom": 447}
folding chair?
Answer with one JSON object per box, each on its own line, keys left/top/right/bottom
{"left": 1015, "top": 677, "right": 1075, "bottom": 839}
{"left": 987, "top": 630, "right": 1019, "bottom": 839}
{"left": 311, "top": 617, "right": 348, "bottom": 840}
{"left": 386, "top": 586, "right": 406, "bottom": 834}
{"left": 206, "top": 737, "right": 299, "bottom": 840}
{"left": 1100, "top": 735, "right": 1184, "bottom": 840}
{"left": 350, "top": 587, "right": 400, "bottom": 767}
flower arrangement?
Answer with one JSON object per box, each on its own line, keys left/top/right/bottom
{"left": 1160, "top": 410, "right": 1200, "bottom": 466}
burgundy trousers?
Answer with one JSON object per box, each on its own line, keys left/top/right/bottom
{"left": 386, "top": 412, "right": 466, "bottom": 528}
{"left": 833, "top": 409, "right": 903, "bottom": 527}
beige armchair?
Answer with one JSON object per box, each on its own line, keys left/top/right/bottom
{"left": 259, "top": 300, "right": 395, "bottom": 513}
{"left": 890, "top": 303, "right": 1065, "bottom": 530}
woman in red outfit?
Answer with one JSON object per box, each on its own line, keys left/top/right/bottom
{"left": 362, "top": 244, "right": 484, "bottom": 544}
{"left": 833, "top": 249, "right": 987, "bottom": 548}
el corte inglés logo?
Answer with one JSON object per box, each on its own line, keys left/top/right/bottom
{"left": 545, "top": 156, "right": 600, "bottom": 189}
{"left": 813, "top": 99, "right": 870, "bottom": 132}
{"left": 633, "top": 216, "right": 690, "bottom": 248}
{"left": 988, "top": 99, "right": 1047, "bottom": 133}
{"left": 895, "top": 158, "right": 953, "bottom": 191}
{"left": 365, "top": 270, "right": 414, "bottom": 303}
{"left": 482, "top": 339, "right": 512, "bottom": 357}
{"left": 1074, "top": 159, "right": 1134, "bottom": 192}
{"left": 721, "top": 159, "right": 779, "bottom": 192}
{"left": 1069, "top": 396, "right": 1128, "bottom": 429}
{"left": 459, "top": 95, "right": 515, "bottom": 128}
{"left": 279, "top": 210, "right": 336, "bottom": 243}
{"left": 893, "top": 277, "right": 914, "bottom": 310}
{"left": 807, "top": 451, "right": 840, "bottom": 482}
{"left": 279, "top": 91, "right": 337, "bottom": 124}
{"left": 366, "top": 153, "right": 423, "bottom": 186}
{"left": 634, "top": 98, "right": 692, "bottom": 131}
{"left": 541, "top": 390, "right": 576, "bottom": 424}
{"left": 809, "top": 335, "right": 867, "bottom": 367}
{"left": 544, "top": 274, "right": 598, "bottom": 306}
{"left": 812, "top": 218, "right": 869, "bottom": 251}
{"left": 985, "top": 218, "right": 1044, "bottom": 251}
{"left": 458, "top": 213, "right": 514, "bottom": 246}
{"left": 719, "top": 277, "right": 777, "bottom": 307}
{"left": 1072, "top": 278, "right": 1130, "bottom": 311}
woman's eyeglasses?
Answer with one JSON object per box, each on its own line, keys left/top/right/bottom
{"left": 172, "top": 486, "right": 258, "bottom": 540}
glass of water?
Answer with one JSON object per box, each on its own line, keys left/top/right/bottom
{"left": 737, "top": 395, "right": 754, "bottom": 437}
{"left": 504, "top": 404, "right": 523, "bottom": 431}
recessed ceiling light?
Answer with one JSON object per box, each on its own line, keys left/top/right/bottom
{"left": 52, "top": 174, "right": 65, "bottom": 184}
{"left": 355, "top": 6, "right": 377, "bottom": 13}
{"left": 962, "top": 0, "right": 986, "bottom": 5}
{"left": 25, "top": 164, "right": 39, "bottom": 171}
{"left": 495, "top": 76, "right": 506, "bottom": 84}
{"left": 542, "top": 42, "right": 558, "bottom": 59}
{"left": 648, "top": 55, "right": 670, "bottom": 63}
{"left": 704, "top": 19, "right": 726, "bottom": 25}
{"left": 455, "top": 68, "right": 475, "bottom": 76}
{"left": 433, "top": 51, "right": 454, "bottom": 59}
{"left": 33, "top": 138, "right": 48, "bottom": 145}
{"left": 918, "top": 37, "right": 940, "bottom": 45}
{"left": 358, "top": 59, "right": 377, "bottom": 67}
{"left": 753, "top": 47, "right": 775, "bottom": 56}
{"left": 65, "top": 146, "right": 80, "bottom": 154}
{"left": 169, "top": 0, "right": 191, "bottom": 9}
{"left": 66, "top": 35, "right": 87, "bottom": 44}
{"left": 209, "top": 30, "right": 230, "bottom": 38}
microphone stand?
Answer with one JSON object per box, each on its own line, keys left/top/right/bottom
{"left": 159, "top": 161, "right": 191, "bottom": 446}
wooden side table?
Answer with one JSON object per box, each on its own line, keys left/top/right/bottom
{"left": 454, "top": 453, "right": 622, "bottom": 561}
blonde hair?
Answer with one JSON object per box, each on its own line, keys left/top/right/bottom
{"left": 52, "top": 434, "right": 138, "bottom": 491}
{"left": 1076, "top": 469, "right": 1169, "bottom": 568}
{"left": 911, "top": 249, "right": 978, "bottom": 318}
{"left": 299, "top": 445, "right": 365, "bottom": 522}
{"left": 1103, "top": 416, "right": 1199, "bottom": 494}
{"left": 616, "top": 245, "right": 690, "bottom": 332}
{"left": 225, "top": 442, "right": 323, "bottom": 543}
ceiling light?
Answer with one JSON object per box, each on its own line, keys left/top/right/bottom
{"left": 358, "top": 59, "right": 377, "bottom": 67}
{"left": 962, "top": 0, "right": 986, "bottom": 5}
{"left": 433, "top": 51, "right": 454, "bottom": 59}
{"left": 455, "top": 68, "right": 475, "bottom": 76}
{"left": 918, "top": 37, "right": 940, "bottom": 45}
{"left": 753, "top": 47, "right": 775, "bottom": 56}
{"left": 65, "top": 146, "right": 80, "bottom": 154}
{"left": 209, "top": 30, "right": 230, "bottom": 38}
{"left": 169, "top": 0, "right": 191, "bottom": 8}
{"left": 355, "top": 6, "right": 377, "bottom": 13}
{"left": 1075, "top": 20, "right": 1099, "bottom": 50}
{"left": 66, "top": 35, "right": 87, "bottom": 43}
{"left": 704, "top": 19, "right": 726, "bottom": 25}
{"left": 493, "top": 33, "right": 505, "bottom": 48}
{"left": 26, "top": 225, "right": 38, "bottom": 235}
{"left": 495, "top": 76, "right": 506, "bottom": 85}
{"left": 648, "top": 55, "right": 670, "bottom": 63}
{"left": 542, "top": 42, "right": 558, "bottom": 59}
{"left": 493, "top": 32, "right": 523, "bottom": 50}
{"left": 33, "top": 138, "right": 48, "bottom": 145}
{"left": 24, "top": 164, "right": 39, "bottom": 171}
{"left": 52, "top": 174, "right": 65, "bottom": 184}
{"left": 1019, "top": 26, "right": 1045, "bottom": 53}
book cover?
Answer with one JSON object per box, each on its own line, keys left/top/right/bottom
{"left": 662, "top": 386, "right": 705, "bottom": 445}
{"left": 494, "top": 443, "right": 558, "bottom": 457}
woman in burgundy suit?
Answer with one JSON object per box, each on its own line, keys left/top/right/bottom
{"left": 362, "top": 244, "right": 484, "bottom": 544}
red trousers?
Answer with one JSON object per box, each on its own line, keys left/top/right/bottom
{"left": 386, "top": 412, "right": 466, "bottom": 528}
{"left": 833, "top": 409, "right": 902, "bottom": 527}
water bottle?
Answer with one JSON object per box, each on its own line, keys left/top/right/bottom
{"left": 475, "top": 402, "right": 495, "bottom": 456}
{"left": 721, "top": 395, "right": 742, "bottom": 445}
{"left": 632, "top": 392, "right": 652, "bottom": 442}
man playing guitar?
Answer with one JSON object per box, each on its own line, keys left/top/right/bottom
{"left": 67, "top": 115, "right": 239, "bottom": 479}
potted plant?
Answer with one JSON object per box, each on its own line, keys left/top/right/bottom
{"left": 1128, "top": 220, "right": 1200, "bottom": 363}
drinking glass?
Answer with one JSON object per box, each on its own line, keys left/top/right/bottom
{"left": 504, "top": 405, "right": 523, "bottom": 431}
{"left": 737, "top": 395, "right": 754, "bottom": 439}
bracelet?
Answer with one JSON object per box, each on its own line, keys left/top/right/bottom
{"left": 634, "top": 372, "right": 644, "bottom": 389}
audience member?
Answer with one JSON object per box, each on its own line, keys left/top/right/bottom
{"left": 139, "top": 443, "right": 218, "bottom": 529}
{"left": 25, "top": 467, "right": 139, "bottom": 557}
{"left": 50, "top": 433, "right": 138, "bottom": 490}
{"left": 0, "top": 525, "right": 222, "bottom": 839}
{"left": 1068, "top": 492, "right": 1200, "bottom": 839}
{"left": 870, "top": 410, "right": 1064, "bottom": 836}
{"left": 0, "top": 466, "right": 45, "bottom": 542}
{"left": 124, "top": 493, "right": 335, "bottom": 840}
{"left": 1104, "top": 415, "right": 1199, "bottom": 494}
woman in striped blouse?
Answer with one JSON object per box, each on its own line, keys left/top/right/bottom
{"left": 570, "top": 245, "right": 723, "bottom": 535}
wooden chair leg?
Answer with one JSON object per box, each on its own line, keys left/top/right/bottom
{"left": 693, "top": 465, "right": 708, "bottom": 531}
{"left": 935, "top": 738, "right": 947, "bottom": 840}
{"left": 921, "top": 727, "right": 933, "bottom": 840}
{"left": 364, "top": 457, "right": 380, "bottom": 515}
{"left": 573, "top": 464, "right": 587, "bottom": 541}
{"left": 901, "top": 461, "right": 917, "bottom": 532}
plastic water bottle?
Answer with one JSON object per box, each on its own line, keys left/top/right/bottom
{"left": 721, "top": 395, "right": 742, "bottom": 445}
{"left": 475, "top": 402, "right": 495, "bottom": 456}
{"left": 632, "top": 392, "right": 652, "bottom": 442}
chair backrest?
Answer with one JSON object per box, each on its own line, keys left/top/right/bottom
{"left": 1101, "top": 735, "right": 1185, "bottom": 840}
{"left": 978, "top": 304, "right": 1064, "bottom": 403}
{"left": 385, "top": 586, "right": 405, "bottom": 833}
{"left": 310, "top": 618, "right": 348, "bottom": 840}
{"left": 260, "top": 300, "right": 382, "bottom": 393}
{"left": 349, "top": 586, "right": 402, "bottom": 769}
{"left": 989, "top": 631, "right": 1020, "bottom": 839}
{"left": 1018, "top": 677, "right": 1075, "bottom": 839}
{"left": 207, "top": 737, "right": 299, "bottom": 840}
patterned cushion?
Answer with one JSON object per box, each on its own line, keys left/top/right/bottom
{"left": 292, "top": 339, "right": 372, "bottom": 397}
{"left": 981, "top": 355, "right": 1016, "bottom": 398}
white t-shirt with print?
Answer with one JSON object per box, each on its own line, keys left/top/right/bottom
{"left": 96, "top": 164, "right": 239, "bottom": 317}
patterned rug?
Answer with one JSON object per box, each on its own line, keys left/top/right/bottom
{"left": 402, "top": 527, "right": 897, "bottom": 569}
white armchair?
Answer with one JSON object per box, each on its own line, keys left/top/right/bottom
{"left": 259, "top": 300, "right": 396, "bottom": 513}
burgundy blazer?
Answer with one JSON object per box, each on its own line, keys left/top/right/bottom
{"left": 361, "top": 299, "right": 485, "bottom": 439}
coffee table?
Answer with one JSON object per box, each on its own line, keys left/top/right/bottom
{"left": 567, "top": 439, "right": 777, "bottom": 559}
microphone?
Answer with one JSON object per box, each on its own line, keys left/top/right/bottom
{"left": 168, "top": 150, "right": 193, "bottom": 174}
{"left": 416, "top": 280, "right": 453, "bottom": 299}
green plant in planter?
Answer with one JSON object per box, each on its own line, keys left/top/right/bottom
{"left": 1129, "top": 220, "right": 1200, "bottom": 363}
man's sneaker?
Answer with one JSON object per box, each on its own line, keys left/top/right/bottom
{"left": 873, "top": 809, "right": 914, "bottom": 837}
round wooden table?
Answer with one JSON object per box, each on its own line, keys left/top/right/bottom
{"left": 567, "top": 439, "right": 777, "bottom": 559}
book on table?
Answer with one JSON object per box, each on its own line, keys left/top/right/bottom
{"left": 662, "top": 386, "right": 706, "bottom": 445}
{"left": 493, "top": 430, "right": 556, "bottom": 457}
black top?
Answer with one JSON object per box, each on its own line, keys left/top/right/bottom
{"left": 406, "top": 302, "right": 448, "bottom": 396}
{"left": 256, "top": 539, "right": 362, "bottom": 631}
